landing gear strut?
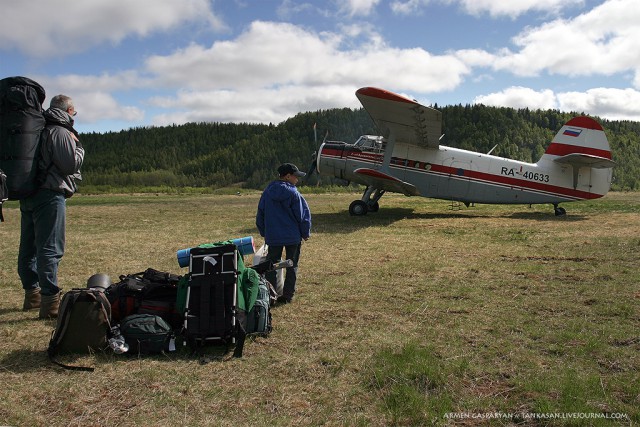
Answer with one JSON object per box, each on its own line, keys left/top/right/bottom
{"left": 553, "top": 203, "right": 566, "bottom": 217}
{"left": 349, "top": 187, "right": 385, "bottom": 216}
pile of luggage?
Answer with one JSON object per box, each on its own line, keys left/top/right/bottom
{"left": 47, "top": 241, "right": 284, "bottom": 371}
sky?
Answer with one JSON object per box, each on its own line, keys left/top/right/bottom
{"left": 2, "top": 0, "right": 639, "bottom": 134}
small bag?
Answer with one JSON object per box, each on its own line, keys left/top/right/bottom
{"left": 253, "top": 244, "right": 284, "bottom": 296}
{"left": 120, "top": 314, "right": 173, "bottom": 355}
{"left": 245, "top": 275, "right": 273, "bottom": 335}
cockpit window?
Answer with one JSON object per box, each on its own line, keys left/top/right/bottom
{"left": 354, "top": 135, "right": 384, "bottom": 151}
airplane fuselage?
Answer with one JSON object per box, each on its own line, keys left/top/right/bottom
{"left": 318, "top": 141, "right": 612, "bottom": 205}
{"left": 318, "top": 87, "right": 614, "bottom": 215}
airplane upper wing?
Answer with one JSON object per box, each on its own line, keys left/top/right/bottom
{"left": 356, "top": 87, "right": 442, "bottom": 149}
{"left": 353, "top": 168, "right": 421, "bottom": 196}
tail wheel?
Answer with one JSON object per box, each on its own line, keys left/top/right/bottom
{"left": 349, "top": 200, "right": 368, "bottom": 216}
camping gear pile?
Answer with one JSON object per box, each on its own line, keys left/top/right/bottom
{"left": 47, "top": 238, "right": 286, "bottom": 371}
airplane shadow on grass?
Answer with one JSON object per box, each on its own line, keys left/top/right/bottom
{"left": 505, "top": 211, "right": 588, "bottom": 222}
{"left": 238, "top": 207, "right": 464, "bottom": 236}
{"left": 239, "top": 206, "right": 587, "bottom": 237}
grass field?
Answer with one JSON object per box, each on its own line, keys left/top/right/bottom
{"left": 0, "top": 191, "right": 638, "bottom": 426}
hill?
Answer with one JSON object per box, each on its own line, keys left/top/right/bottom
{"left": 79, "top": 105, "right": 640, "bottom": 191}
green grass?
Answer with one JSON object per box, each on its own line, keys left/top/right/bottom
{"left": 0, "top": 191, "right": 638, "bottom": 426}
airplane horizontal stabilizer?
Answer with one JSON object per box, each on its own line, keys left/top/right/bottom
{"left": 553, "top": 153, "right": 616, "bottom": 169}
{"left": 354, "top": 168, "right": 420, "bottom": 196}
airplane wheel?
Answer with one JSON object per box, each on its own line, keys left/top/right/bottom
{"left": 349, "top": 200, "right": 368, "bottom": 216}
{"left": 554, "top": 206, "right": 566, "bottom": 216}
{"left": 368, "top": 201, "right": 379, "bottom": 212}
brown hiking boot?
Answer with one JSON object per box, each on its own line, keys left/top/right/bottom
{"left": 39, "top": 292, "right": 61, "bottom": 319}
{"left": 23, "top": 288, "right": 41, "bottom": 311}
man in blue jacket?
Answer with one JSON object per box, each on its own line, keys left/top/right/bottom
{"left": 256, "top": 163, "right": 311, "bottom": 304}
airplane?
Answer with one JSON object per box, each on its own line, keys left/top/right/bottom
{"left": 315, "top": 87, "right": 615, "bottom": 216}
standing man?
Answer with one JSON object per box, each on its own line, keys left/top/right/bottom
{"left": 256, "top": 163, "right": 311, "bottom": 304}
{"left": 19, "top": 94, "right": 84, "bottom": 318}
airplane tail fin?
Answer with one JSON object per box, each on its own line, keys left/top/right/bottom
{"left": 539, "top": 116, "right": 615, "bottom": 192}
{"left": 541, "top": 116, "right": 615, "bottom": 168}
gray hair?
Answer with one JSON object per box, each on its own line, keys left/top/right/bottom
{"left": 50, "top": 94, "right": 74, "bottom": 111}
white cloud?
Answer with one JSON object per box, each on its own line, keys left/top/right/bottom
{"left": 473, "top": 86, "right": 640, "bottom": 121}
{"left": 149, "top": 85, "right": 358, "bottom": 126}
{"left": 140, "top": 20, "right": 473, "bottom": 125}
{"left": 5, "top": 0, "right": 637, "bottom": 129}
{"left": 390, "top": 0, "right": 425, "bottom": 15}
{"left": 0, "top": 0, "right": 224, "bottom": 57}
{"left": 493, "top": 0, "right": 640, "bottom": 77}
{"left": 72, "top": 92, "right": 145, "bottom": 123}
{"left": 557, "top": 87, "right": 640, "bottom": 121}
{"left": 474, "top": 86, "right": 558, "bottom": 110}
{"left": 144, "top": 21, "right": 470, "bottom": 94}
{"left": 32, "top": 73, "right": 146, "bottom": 124}
{"left": 390, "top": 0, "right": 583, "bottom": 18}
{"left": 454, "top": 0, "right": 584, "bottom": 18}
{"left": 340, "top": 0, "right": 382, "bottom": 17}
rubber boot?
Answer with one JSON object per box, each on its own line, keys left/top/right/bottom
{"left": 39, "top": 292, "right": 60, "bottom": 319}
{"left": 23, "top": 288, "right": 41, "bottom": 311}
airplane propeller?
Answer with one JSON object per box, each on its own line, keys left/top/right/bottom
{"left": 303, "top": 127, "right": 328, "bottom": 184}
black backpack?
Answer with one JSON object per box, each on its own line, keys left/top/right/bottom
{"left": 47, "top": 289, "right": 112, "bottom": 372}
{"left": 0, "top": 76, "right": 46, "bottom": 222}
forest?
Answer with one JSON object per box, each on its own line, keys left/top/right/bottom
{"left": 79, "top": 104, "right": 640, "bottom": 192}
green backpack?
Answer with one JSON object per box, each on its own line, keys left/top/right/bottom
{"left": 47, "top": 289, "right": 112, "bottom": 371}
{"left": 120, "top": 314, "right": 173, "bottom": 355}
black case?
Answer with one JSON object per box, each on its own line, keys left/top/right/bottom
{"left": 184, "top": 245, "right": 238, "bottom": 345}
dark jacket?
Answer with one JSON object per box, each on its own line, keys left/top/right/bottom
{"left": 256, "top": 180, "right": 311, "bottom": 246}
{"left": 38, "top": 108, "right": 84, "bottom": 198}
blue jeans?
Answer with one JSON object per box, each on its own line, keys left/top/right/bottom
{"left": 265, "top": 243, "right": 301, "bottom": 300}
{"left": 18, "top": 189, "right": 66, "bottom": 296}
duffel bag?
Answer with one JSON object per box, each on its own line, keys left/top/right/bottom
{"left": 120, "top": 314, "right": 173, "bottom": 355}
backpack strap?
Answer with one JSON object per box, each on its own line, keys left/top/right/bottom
{"left": 213, "top": 277, "right": 226, "bottom": 338}
{"left": 198, "top": 277, "right": 212, "bottom": 338}
{"left": 232, "top": 319, "right": 247, "bottom": 358}
{"left": 48, "top": 342, "right": 95, "bottom": 372}
{"left": 1, "top": 169, "right": 7, "bottom": 222}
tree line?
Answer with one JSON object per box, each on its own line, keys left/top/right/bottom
{"left": 79, "top": 105, "right": 640, "bottom": 192}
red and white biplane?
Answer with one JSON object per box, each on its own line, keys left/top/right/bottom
{"left": 316, "top": 87, "right": 615, "bottom": 216}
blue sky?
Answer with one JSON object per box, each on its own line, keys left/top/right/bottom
{"left": 2, "top": 0, "right": 639, "bottom": 134}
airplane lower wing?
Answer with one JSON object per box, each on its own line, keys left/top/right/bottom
{"left": 354, "top": 168, "right": 420, "bottom": 196}
{"left": 356, "top": 87, "right": 442, "bottom": 149}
